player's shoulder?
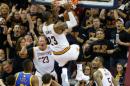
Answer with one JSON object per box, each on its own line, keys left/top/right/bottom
{"left": 93, "top": 70, "right": 102, "bottom": 77}
{"left": 98, "top": 68, "right": 109, "bottom": 73}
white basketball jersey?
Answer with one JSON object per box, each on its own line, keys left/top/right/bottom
{"left": 33, "top": 46, "right": 55, "bottom": 75}
{"left": 98, "top": 68, "right": 114, "bottom": 86}
{"left": 42, "top": 23, "right": 69, "bottom": 51}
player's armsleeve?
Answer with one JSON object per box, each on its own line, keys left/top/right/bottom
{"left": 66, "top": 11, "right": 77, "bottom": 29}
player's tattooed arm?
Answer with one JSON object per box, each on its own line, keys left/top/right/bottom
{"left": 54, "top": 11, "right": 77, "bottom": 34}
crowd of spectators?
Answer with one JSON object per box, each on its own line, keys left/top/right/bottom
{"left": 0, "top": 0, "right": 130, "bottom": 86}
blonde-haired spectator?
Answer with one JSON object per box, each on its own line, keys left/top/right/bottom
{"left": 0, "top": 3, "right": 10, "bottom": 19}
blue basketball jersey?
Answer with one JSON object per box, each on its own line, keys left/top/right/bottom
{"left": 15, "top": 72, "right": 32, "bottom": 86}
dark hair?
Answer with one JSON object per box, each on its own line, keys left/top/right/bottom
{"left": 6, "top": 75, "right": 15, "bottom": 86}
{"left": 37, "top": 14, "right": 44, "bottom": 23}
{"left": 117, "top": 63, "right": 123, "bottom": 67}
{"left": 42, "top": 73, "right": 52, "bottom": 84}
{"left": 79, "top": 80, "right": 86, "bottom": 85}
{"left": 11, "top": 23, "right": 21, "bottom": 29}
{"left": 24, "top": 33, "right": 34, "bottom": 42}
{"left": 23, "top": 59, "right": 33, "bottom": 71}
{"left": 42, "top": 11, "right": 52, "bottom": 21}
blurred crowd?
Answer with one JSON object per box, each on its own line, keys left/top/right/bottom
{"left": 0, "top": 0, "right": 130, "bottom": 86}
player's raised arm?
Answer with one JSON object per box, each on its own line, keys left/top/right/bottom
{"left": 54, "top": 3, "right": 78, "bottom": 34}
{"left": 64, "top": 3, "right": 78, "bottom": 28}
